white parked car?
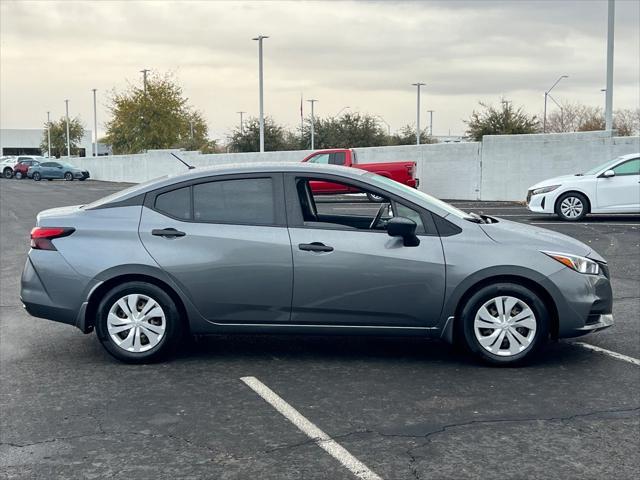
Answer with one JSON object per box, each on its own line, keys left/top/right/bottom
{"left": 1, "top": 156, "right": 16, "bottom": 178}
{"left": 527, "top": 153, "right": 640, "bottom": 221}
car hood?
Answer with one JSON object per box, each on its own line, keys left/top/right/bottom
{"left": 528, "top": 174, "right": 592, "bottom": 190}
{"left": 479, "top": 218, "right": 600, "bottom": 259}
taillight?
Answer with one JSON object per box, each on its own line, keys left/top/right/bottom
{"left": 406, "top": 164, "right": 415, "bottom": 176}
{"left": 30, "top": 227, "right": 75, "bottom": 250}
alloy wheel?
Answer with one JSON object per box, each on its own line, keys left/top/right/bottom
{"left": 560, "top": 196, "right": 583, "bottom": 219}
{"left": 473, "top": 296, "right": 537, "bottom": 357}
{"left": 107, "top": 294, "right": 166, "bottom": 353}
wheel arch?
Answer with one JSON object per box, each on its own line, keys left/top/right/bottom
{"left": 84, "top": 272, "right": 190, "bottom": 334}
{"left": 444, "top": 273, "right": 560, "bottom": 345}
{"left": 555, "top": 189, "right": 592, "bottom": 214}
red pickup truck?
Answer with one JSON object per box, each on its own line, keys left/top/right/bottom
{"left": 301, "top": 149, "right": 418, "bottom": 201}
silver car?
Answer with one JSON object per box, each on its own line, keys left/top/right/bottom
{"left": 20, "top": 163, "right": 613, "bottom": 365}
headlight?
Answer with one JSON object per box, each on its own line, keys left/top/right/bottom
{"left": 532, "top": 185, "right": 560, "bottom": 195}
{"left": 542, "top": 251, "right": 600, "bottom": 275}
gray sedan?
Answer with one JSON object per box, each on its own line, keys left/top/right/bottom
{"left": 20, "top": 163, "right": 613, "bottom": 365}
{"left": 27, "top": 161, "right": 90, "bottom": 181}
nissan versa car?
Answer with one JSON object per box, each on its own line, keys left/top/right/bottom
{"left": 27, "top": 161, "right": 90, "bottom": 181}
{"left": 21, "top": 163, "right": 613, "bottom": 365}
{"left": 527, "top": 153, "right": 640, "bottom": 221}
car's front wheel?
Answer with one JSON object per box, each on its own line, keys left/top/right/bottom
{"left": 555, "top": 192, "right": 588, "bottom": 221}
{"left": 64, "top": 172, "right": 73, "bottom": 181}
{"left": 3, "top": 167, "right": 13, "bottom": 179}
{"left": 460, "top": 283, "right": 549, "bottom": 365}
{"left": 32, "top": 172, "right": 41, "bottom": 181}
{"left": 95, "top": 282, "right": 182, "bottom": 363}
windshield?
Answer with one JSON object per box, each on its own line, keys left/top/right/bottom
{"left": 364, "top": 173, "right": 470, "bottom": 219}
{"left": 83, "top": 176, "right": 168, "bottom": 209}
{"left": 583, "top": 157, "right": 621, "bottom": 175}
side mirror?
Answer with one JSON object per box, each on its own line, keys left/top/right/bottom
{"left": 602, "top": 169, "right": 615, "bottom": 178}
{"left": 387, "top": 217, "right": 420, "bottom": 247}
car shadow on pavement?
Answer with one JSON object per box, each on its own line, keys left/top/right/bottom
{"left": 170, "top": 334, "right": 587, "bottom": 368}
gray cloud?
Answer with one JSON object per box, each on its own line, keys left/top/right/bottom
{"left": 1, "top": 0, "right": 638, "bottom": 139}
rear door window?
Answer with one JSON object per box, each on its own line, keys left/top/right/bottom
{"left": 193, "top": 178, "right": 275, "bottom": 225}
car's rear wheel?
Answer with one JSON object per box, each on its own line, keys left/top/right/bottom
{"left": 460, "top": 283, "right": 549, "bottom": 365}
{"left": 32, "top": 172, "right": 41, "bottom": 181}
{"left": 555, "top": 192, "right": 588, "bottom": 221}
{"left": 64, "top": 172, "right": 73, "bottom": 181}
{"left": 3, "top": 167, "right": 13, "bottom": 179}
{"left": 14, "top": 171, "right": 23, "bottom": 179}
{"left": 95, "top": 282, "right": 182, "bottom": 363}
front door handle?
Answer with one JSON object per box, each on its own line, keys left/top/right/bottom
{"left": 152, "top": 228, "right": 186, "bottom": 238}
{"left": 299, "top": 242, "right": 334, "bottom": 252}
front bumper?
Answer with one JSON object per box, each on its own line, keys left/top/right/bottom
{"left": 576, "top": 313, "right": 614, "bottom": 332}
{"left": 74, "top": 171, "right": 90, "bottom": 179}
{"left": 527, "top": 190, "right": 555, "bottom": 213}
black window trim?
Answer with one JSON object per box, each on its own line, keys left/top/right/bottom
{"left": 283, "top": 172, "right": 439, "bottom": 236}
{"left": 144, "top": 172, "right": 286, "bottom": 227}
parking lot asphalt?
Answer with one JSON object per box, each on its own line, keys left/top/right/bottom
{"left": 1, "top": 179, "right": 638, "bottom": 480}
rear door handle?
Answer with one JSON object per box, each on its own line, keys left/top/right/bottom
{"left": 152, "top": 228, "right": 186, "bottom": 238}
{"left": 299, "top": 242, "right": 334, "bottom": 252}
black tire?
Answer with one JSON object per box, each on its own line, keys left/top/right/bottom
{"left": 32, "top": 172, "right": 41, "bottom": 181}
{"left": 366, "top": 192, "right": 385, "bottom": 203}
{"left": 3, "top": 168, "right": 13, "bottom": 179}
{"left": 459, "top": 283, "right": 549, "bottom": 366}
{"left": 64, "top": 172, "right": 73, "bottom": 181}
{"left": 555, "top": 192, "right": 588, "bottom": 221}
{"left": 95, "top": 281, "right": 183, "bottom": 363}
{"left": 14, "top": 171, "right": 23, "bottom": 179}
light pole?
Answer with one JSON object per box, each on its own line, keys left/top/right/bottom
{"left": 605, "top": 0, "right": 615, "bottom": 130}
{"left": 92, "top": 89, "right": 98, "bottom": 157}
{"left": 427, "top": 110, "right": 434, "bottom": 136}
{"left": 335, "top": 106, "right": 350, "bottom": 117}
{"left": 252, "top": 35, "right": 269, "bottom": 152}
{"left": 411, "top": 82, "right": 425, "bottom": 145}
{"left": 64, "top": 99, "right": 71, "bottom": 157}
{"left": 46, "top": 111, "right": 51, "bottom": 158}
{"left": 237, "top": 111, "right": 246, "bottom": 134}
{"left": 140, "top": 69, "right": 150, "bottom": 94}
{"left": 543, "top": 75, "right": 568, "bottom": 133}
{"left": 190, "top": 120, "right": 194, "bottom": 140}
{"left": 307, "top": 99, "right": 318, "bottom": 150}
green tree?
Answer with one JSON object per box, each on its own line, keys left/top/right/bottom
{"left": 388, "top": 124, "right": 436, "bottom": 145}
{"left": 465, "top": 100, "right": 540, "bottom": 141}
{"left": 105, "top": 72, "right": 215, "bottom": 154}
{"left": 227, "top": 116, "right": 296, "bottom": 152}
{"left": 40, "top": 117, "right": 85, "bottom": 158}
{"left": 302, "top": 112, "right": 388, "bottom": 149}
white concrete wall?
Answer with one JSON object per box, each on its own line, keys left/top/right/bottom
{"left": 480, "top": 131, "right": 640, "bottom": 201}
{"left": 72, "top": 131, "right": 639, "bottom": 201}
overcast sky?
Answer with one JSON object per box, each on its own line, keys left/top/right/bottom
{"left": 1, "top": 0, "right": 639, "bottom": 141}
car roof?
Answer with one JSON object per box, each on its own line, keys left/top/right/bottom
{"left": 87, "top": 162, "right": 369, "bottom": 209}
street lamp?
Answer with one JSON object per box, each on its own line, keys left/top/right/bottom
{"left": 427, "top": 110, "right": 434, "bottom": 136}
{"left": 92, "top": 89, "right": 98, "bottom": 157}
{"left": 605, "top": 0, "right": 615, "bottom": 130}
{"left": 411, "top": 82, "right": 425, "bottom": 145}
{"left": 307, "top": 99, "right": 318, "bottom": 150}
{"left": 46, "top": 111, "right": 51, "bottom": 158}
{"left": 237, "top": 111, "right": 246, "bottom": 134}
{"left": 64, "top": 99, "right": 71, "bottom": 157}
{"left": 543, "top": 75, "right": 568, "bottom": 133}
{"left": 252, "top": 35, "right": 269, "bottom": 152}
{"left": 140, "top": 69, "right": 150, "bottom": 94}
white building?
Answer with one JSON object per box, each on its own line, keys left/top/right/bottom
{"left": 0, "top": 128, "right": 93, "bottom": 157}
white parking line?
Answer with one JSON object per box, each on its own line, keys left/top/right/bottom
{"left": 573, "top": 342, "right": 640, "bottom": 366}
{"left": 241, "top": 376, "right": 382, "bottom": 480}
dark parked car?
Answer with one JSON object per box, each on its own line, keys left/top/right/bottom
{"left": 21, "top": 163, "right": 613, "bottom": 365}
{"left": 13, "top": 156, "right": 45, "bottom": 179}
{"left": 27, "top": 161, "right": 90, "bottom": 181}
